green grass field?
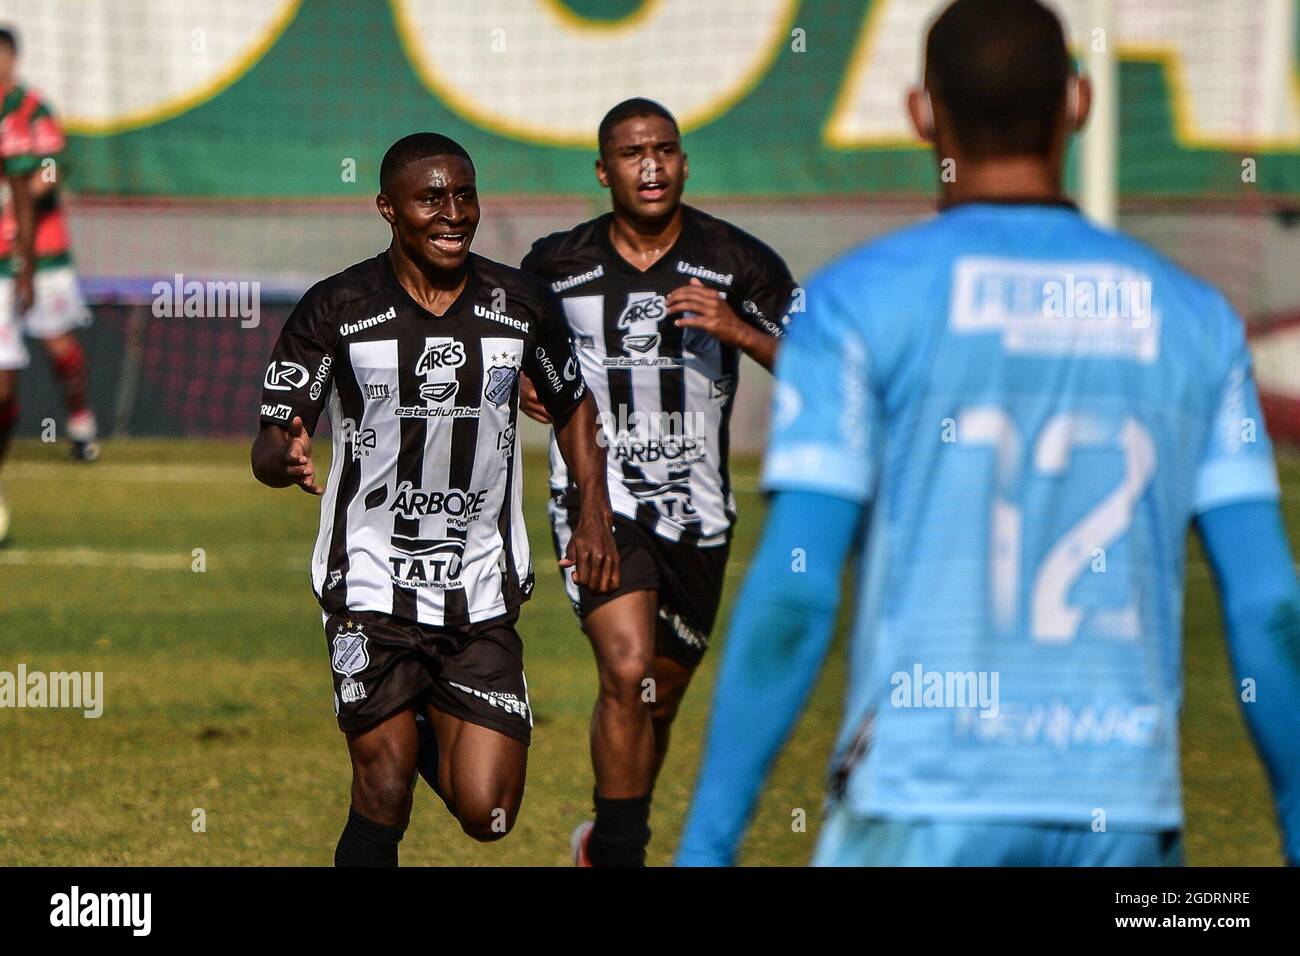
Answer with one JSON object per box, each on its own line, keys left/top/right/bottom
{"left": 0, "top": 438, "right": 1295, "bottom": 866}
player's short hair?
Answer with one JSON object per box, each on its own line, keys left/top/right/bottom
{"left": 379, "top": 132, "right": 474, "bottom": 194}
{"left": 0, "top": 27, "right": 18, "bottom": 54}
{"left": 924, "top": 0, "right": 1072, "bottom": 159}
{"left": 597, "top": 98, "right": 680, "bottom": 157}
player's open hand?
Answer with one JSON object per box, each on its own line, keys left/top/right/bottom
{"left": 667, "top": 277, "right": 744, "bottom": 346}
{"left": 284, "top": 416, "right": 322, "bottom": 495}
{"left": 517, "top": 371, "right": 552, "bottom": 424}
{"left": 561, "top": 509, "right": 619, "bottom": 593}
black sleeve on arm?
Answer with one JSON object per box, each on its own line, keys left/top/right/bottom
{"left": 519, "top": 237, "right": 549, "bottom": 277}
{"left": 257, "top": 283, "right": 337, "bottom": 434}
{"left": 734, "top": 237, "right": 799, "bottom": 339}
{"left": 522, "top": 287, "right": 586, "bottom": 421}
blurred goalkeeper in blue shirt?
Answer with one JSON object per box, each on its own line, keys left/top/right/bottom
{"left": 677, "top": 0, "right": 1300, "bottom": 867}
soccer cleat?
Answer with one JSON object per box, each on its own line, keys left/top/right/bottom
{"left": 0, "top": 492, "right": 10, "bottom": 546}
{"left": 570, "top": 820, "right": 594, "bottom": 867}
{"left": 66, "top": 411, "right": 100, "bottom": 463}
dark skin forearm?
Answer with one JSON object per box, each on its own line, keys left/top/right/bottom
{"left": 552, "top": 393, "right": 619, "bottom": 592}
{"left": 726, "top": 319, "right": 778, "bottom": 371}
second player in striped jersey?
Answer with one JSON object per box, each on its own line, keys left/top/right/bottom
{"left": 518, "top": 99, "right": 798, "bottom": 866}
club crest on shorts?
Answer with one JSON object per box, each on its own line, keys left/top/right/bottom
{"left": 331, "top": 625, "right": 369, "bottom": 677}
{"left": 484, "top": 358, "right": 519, "bottom": 407}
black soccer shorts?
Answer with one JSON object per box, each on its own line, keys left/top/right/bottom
{"left": 322, "top": 607, "right": 532, "bottom": 745}
{"left": 549, "top": 491, "right": 730, "bottom": 668}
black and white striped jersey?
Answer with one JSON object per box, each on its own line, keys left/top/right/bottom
{"left": 522, "top": 205, "right": 797, "bottom": 546}
{"left": 258, "top": 251, "right": 586, "bottom": 626}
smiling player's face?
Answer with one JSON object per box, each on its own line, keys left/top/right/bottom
{"left": 597, "top": 115, "right": 687, "bottom": 223}
{"left": 379, "top": 155, "right": 480, "bottom": 273}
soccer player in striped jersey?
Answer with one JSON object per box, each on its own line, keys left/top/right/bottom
{"left": 678, "top": 0, "right": 1300, "bottom": 867}
{"left": 252, "top": 133, "right": 618, "bottom": 866}
{"left": 517, "top": 99, "right": 798, "bottom": 865}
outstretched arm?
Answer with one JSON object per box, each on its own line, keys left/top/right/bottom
{"left": 676, "top": 489, "right": 863, "bottom": 866}
{"left": 1197, "top": 499, "right": 1300, "bottom": 865}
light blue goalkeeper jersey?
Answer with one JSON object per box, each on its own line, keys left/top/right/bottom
{"left": 763, "top": 201, "right": 1281, "bottom": 830}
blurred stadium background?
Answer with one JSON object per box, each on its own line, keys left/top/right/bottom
{"left": 1, "top": 0, "right": 1299, "bottom": 865}
{"left": 5, "top": 0, "right": 1299, "bottom": 447}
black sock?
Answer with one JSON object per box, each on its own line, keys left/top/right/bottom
{"left": 589, "top": 791, "right": 651, "bottom": 867}
{"left": 334, "top": 807, "right": 405, "bottom": 867}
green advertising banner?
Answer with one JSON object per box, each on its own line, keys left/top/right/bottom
{"left": 9, "top": 0, "right": 1300, "bottom": 198}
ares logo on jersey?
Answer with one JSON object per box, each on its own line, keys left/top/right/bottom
{"left": 264, "top": 361, "right": 309, "bottom": 391}
{"left": 389, "top": 534, "right": 465, "bottom": 588}
{"left": 388, "top": 481, "right": 487, "bottom": 528}
{"left": 416, "top": 341, "right": 466, "bottom": 373}
{"left": 616, "top": 293, "right": 667, "bottom": 329}
{"left": 331, "top": 625, "right": 369, "bottom": 677}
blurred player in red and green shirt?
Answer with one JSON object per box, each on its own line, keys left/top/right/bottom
{"left": 0, "top": 26, "right": 98, "bottom": 543}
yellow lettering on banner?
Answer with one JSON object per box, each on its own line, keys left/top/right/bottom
{"left": 390, "top": 0, "right": 798, "bottom": 146}
{"left": 826, "top": 0, "right": 1300, "bottom": 151}
{"left": 14, "top": 0, "right": 302, "bottom": 135}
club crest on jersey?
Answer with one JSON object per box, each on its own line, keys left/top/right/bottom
{"left": 416, "top": 341, "right": 465, "bottom": 373}
{"left": 622, "top": 332, "right": 660, "bottom": 354}
{"left": 331, "top": 626, "right": 369, "bottom": 677}
{"left": 484, "top": 358, "right": 519, "bottom": 407}
{"left": 617, "top": 293, "right": 667, "bottom": 329}
{"left": 420, "top": 381, "right": 459, "bottom": 403}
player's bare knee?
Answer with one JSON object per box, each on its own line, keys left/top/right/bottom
{"left": 598, "top": 651, "right": 653, "bottom": 709}
{"left": 456, "top": 797, "right": 517, "bottom": 842}
{"left": 352, "top": 759, "right": 414, "bottom": 827}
